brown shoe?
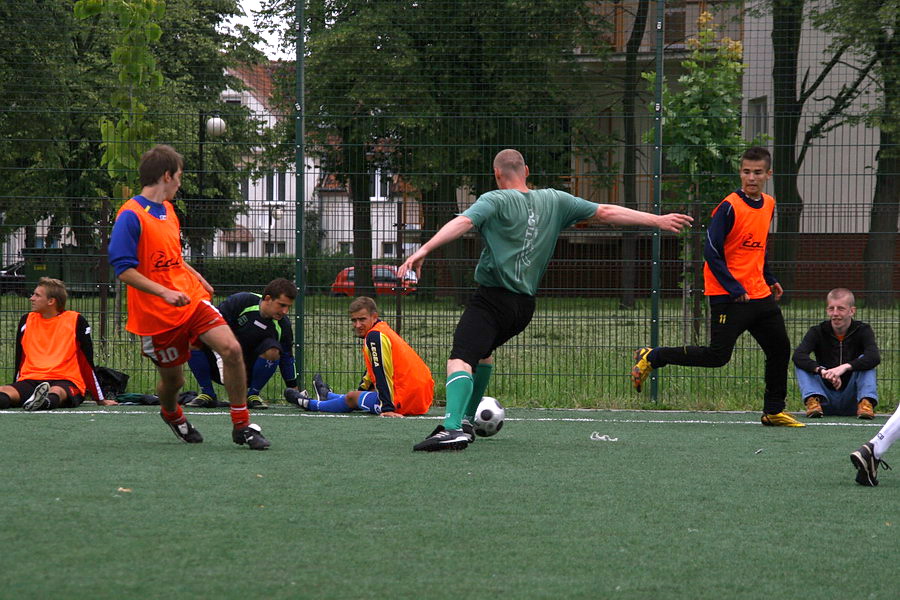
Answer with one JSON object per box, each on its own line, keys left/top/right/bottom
{"left": 804, "top": 396, "right": 824, "bottom": 418}
{"left": 857, "top": 398, "right": 875, "bottom": 420}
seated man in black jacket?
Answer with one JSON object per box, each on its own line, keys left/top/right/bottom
{"left": 792, "top": 288, "right": 880, "bottom": 419}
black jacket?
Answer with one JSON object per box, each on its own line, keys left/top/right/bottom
{"left": 792, "top": 320, "right": 880, "bottom": 391}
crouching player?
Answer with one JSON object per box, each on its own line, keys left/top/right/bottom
{"left": 287, "top": 296, "right": 433, "bottom": 417}
{"left": 186, "top": 278, "right": 300, "bottom": 410}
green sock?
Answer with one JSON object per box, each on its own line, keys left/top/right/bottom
{"left": 464, "top": 363, "right": 494, "bottom": 421}
{"left": 443, "top": 371, "right": 473, "bottom": 430}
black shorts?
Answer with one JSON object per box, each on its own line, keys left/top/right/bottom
{"left": 197, "top": 335, "right": 281, "bottom": 384}
{"left": 450, "top": 286, "right": 536, "bottom": 369}
{"left": 11, "top": 379, "right": 84, "bottom": 407}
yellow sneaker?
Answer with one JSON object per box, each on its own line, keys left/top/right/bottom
{"left": 804, "top": 396, "right": 824, "bottom": 418}
{"left": 857, "top": 398, "right": 875, "bottom": 420}
{"left": 631, "top": 347, "right": 654, "bottom": 392}
{"left": 761, "top": 412, "right": 805, "bottom": 427}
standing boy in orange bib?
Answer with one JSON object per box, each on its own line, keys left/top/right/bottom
{"left": 631, "top": 147, "right": 803, "bottom": 427}
{"left": 108, "top": 144, "right": 270, "bottom": 449}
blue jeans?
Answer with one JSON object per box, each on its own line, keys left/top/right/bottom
{"left": 795, "top": 367, "right": 878, "bottom": 416}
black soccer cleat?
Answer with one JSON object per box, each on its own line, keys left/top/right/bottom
{"left": 413, "top": 425, "right": 469, "bottom": 452}
{"left": 284, "top": 388, "right": 311, "bottom": 410}
{"left": 461, "top": 419, "right": 476, "bottom": 444}
{"left": 22, "top": 381, "right": 51, "bottom": 411}
{"left": 185, "top": 393, "right": 219, "bottom": 408}
{"left": 312, "top": 373, "right": 332, "bottom": 402}
{"left": 161, "top": 413, "right": 204, "bottom": 443}
{"left": 247, "top": 394, "right": 269, "bottom": 410}
{"left": 233, "top": 423, "right": 271, "bottom": 450}
{"left": 851, "top": 442, "right": 891, "bottom": 487}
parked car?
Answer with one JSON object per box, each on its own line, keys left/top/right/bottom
{"left": 330, "top": 265, "right": 417, "bottom": 297}
{"left": 0, "top": 260, "right": 26, "bottom": 296}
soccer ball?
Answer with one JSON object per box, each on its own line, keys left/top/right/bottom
{"left": 473, "top": 396, "right": 505, "bottom": 437}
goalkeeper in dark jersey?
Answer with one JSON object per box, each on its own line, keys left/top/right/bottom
{"left": 186, "top": 278, "right": 300, "bottom": 409}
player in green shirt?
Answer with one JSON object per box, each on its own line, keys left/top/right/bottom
{"left": 399, "top": 149, "right": 693, "bottom": 451}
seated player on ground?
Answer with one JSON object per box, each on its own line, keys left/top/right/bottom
{"left": 287, "top": 296, "right": 433, "bottom": 417}
{"left": 0, "top": 277, "right": 112, "bottom": 411}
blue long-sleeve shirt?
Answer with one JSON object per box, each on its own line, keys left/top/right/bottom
{"left": 108, "top": 195, "right": 169, "bottom": 276}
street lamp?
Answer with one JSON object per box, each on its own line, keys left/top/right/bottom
{"left": 197, "top": 113, "right": 226, "bottom": 261}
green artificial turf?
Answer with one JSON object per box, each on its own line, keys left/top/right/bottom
{"left": 2, "top": 407, "right": 899, "bottom": 599}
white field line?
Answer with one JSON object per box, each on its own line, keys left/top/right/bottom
{"left": 0, "top": 409, "right": 886, "bottom": 427}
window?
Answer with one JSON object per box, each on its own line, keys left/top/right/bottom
{"left": 265, "top": 241, "right": 286, "bottom": 255}
{"left": 373, "top": 267, "right": 398, "bottom": 284}
{"left": 664, "top": 0, "right": 686, "bottom": 45}
{"left": 381, "top": 242, "right": 396, "bottom": 257}
{"left": 240, "top": 177, "right": 250, "bottom": 203}
{"left": 369, "top": 168, "right": 392, "bottom": 201}
{"left": 747, "top": 96, "right": 768, "bottom": 142}
{"left": 338, "top": 242, "right": 353, "bottom": 255}
{"left": 226, "top": 241, "right": 249, "bottom": 256}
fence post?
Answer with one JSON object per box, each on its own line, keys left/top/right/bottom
{"left": 295, "top": 0, "right": 307, "bottom": 383}
{"left": 649, "top": 0, "right": 666, "bottom": 401}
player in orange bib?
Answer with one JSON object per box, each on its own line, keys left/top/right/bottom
{"left": 287, "top": 296, "right": 434, "bottom": 416}
{"left": 0, "top": 277, "right": 111, "bottom": 411}
{"left": 631, "top": 147, "right": 803, "bottom": 427}
{"left": 108, "top": 144, "right": 270, "bottom": 449}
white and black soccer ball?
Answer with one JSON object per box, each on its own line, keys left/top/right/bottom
{"left": 473, "top": 396, "right": 505, "bottom": 437}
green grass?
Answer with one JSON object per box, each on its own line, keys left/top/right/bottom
{"left": 1, "top": 294, "right": 897, "bottom": 412}
{"left": 3, "top": 406, "right": 899, "bottom": 599}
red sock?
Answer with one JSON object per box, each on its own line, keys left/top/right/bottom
{"left": 230, "top": 403, "right": 250, "bottom": 429}
{"left": 161, "top": 405, "right": 185, "bottom": 424}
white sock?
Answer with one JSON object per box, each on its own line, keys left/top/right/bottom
{"left": 870, "top": 407, "right": 900, "bottom": 459}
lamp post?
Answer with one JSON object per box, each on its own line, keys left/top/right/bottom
{"left": 197, "top": 113, "right": 226, "bottom": 261}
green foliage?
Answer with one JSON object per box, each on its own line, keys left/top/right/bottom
{"left": 642, "top": 12, "right": 754, "bottom": 211}
{"left": 75, "top": 0, "right": 166, "bottom": 178}
{"left": 194, "top": 256, "right": 296, "bottom": 290}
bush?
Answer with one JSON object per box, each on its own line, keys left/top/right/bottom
{"left": 194, "top": 256, "right": 296, "bottom": 290}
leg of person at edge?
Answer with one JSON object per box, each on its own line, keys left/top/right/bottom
{"left": 186, "top": 278, "right": 302, "bottom": 410}
{"left": 396, "top": 148, "right": 692, "bottom": 452}
{"left": 632, "top": 147, "right": 804, "bottom": 428}
{"left": 287, "top": 296, "right": 434, "bottom": 419}
{"left": 108, "top": 144, "right": 270, "bottom": 449}
{"left": 851, "top": 408, "right": 898, "bottom": 487}
{"left": 792, "top": 288, "right": 880, "bottom": 420}
{"left": 0, "top": 277, "right": 116, "bottom": 411}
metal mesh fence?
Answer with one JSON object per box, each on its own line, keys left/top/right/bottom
{"left": 0, "top": 0, "right": 897, "bottom": 409}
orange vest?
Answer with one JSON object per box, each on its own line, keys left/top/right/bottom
{"left": 116, "top": 198, "right": 208, "bottom": 335}
{"left": 18, "top": 311, "right": 86, "bottom": 393}
{"left": 703, "top": 192, "right": 774, "bottom": 299}
{"left": 363, "top": 321, "right": 434, "bottom": 415}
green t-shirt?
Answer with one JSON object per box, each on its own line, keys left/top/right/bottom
{"left": 461, "top": 188, "right": 598, "bottom": 296}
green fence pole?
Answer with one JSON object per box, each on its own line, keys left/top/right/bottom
{"left": 295, "top": 0, "right": 306, "bottom": 384}
{"left": 650, "top": 0, "right": 665, "bottom": 401}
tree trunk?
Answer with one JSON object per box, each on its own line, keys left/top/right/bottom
{"left": 771, "top": 0, "right": 805, "bottom": 303}
{"left": 341, "top": 124, "right": 374, "bottom": 299}
{"left": 863, "top": 36, "right": 900, "bottom": 307}
{"left": 619, "top": 0, "right": 650, "bottom": 309}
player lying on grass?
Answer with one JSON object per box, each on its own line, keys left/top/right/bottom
{"left": 109, "top": 144, "right": 270, "bottom": 450}
{"left": 185, "top": 278, "right": 301, "bottom": 410}
{"left": 286, "top": 296, "right": 434, "bottom": 417}
{"left": 631, "top": 147, "right": 803, "bottom": 428}
{"left": 0, "top": 277, "right": 114, "bottom": 411}
{"left": 399, "top": 148, "right": 692, "bottom": 451}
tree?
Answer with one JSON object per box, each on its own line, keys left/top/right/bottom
{"left": 812, "top": 0, "right": 900, "bottom": 307}
{"left": 0, "top": 0, "right": 266, "bottom": 259}
{"left": 262, "top": 0, "right": 614, "bottom": 300}
{"left": 761, "top": 0, "right": 876, "bottom": 301}
{"left": 644, "top": 12, "right": 751, "bottom": 343}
